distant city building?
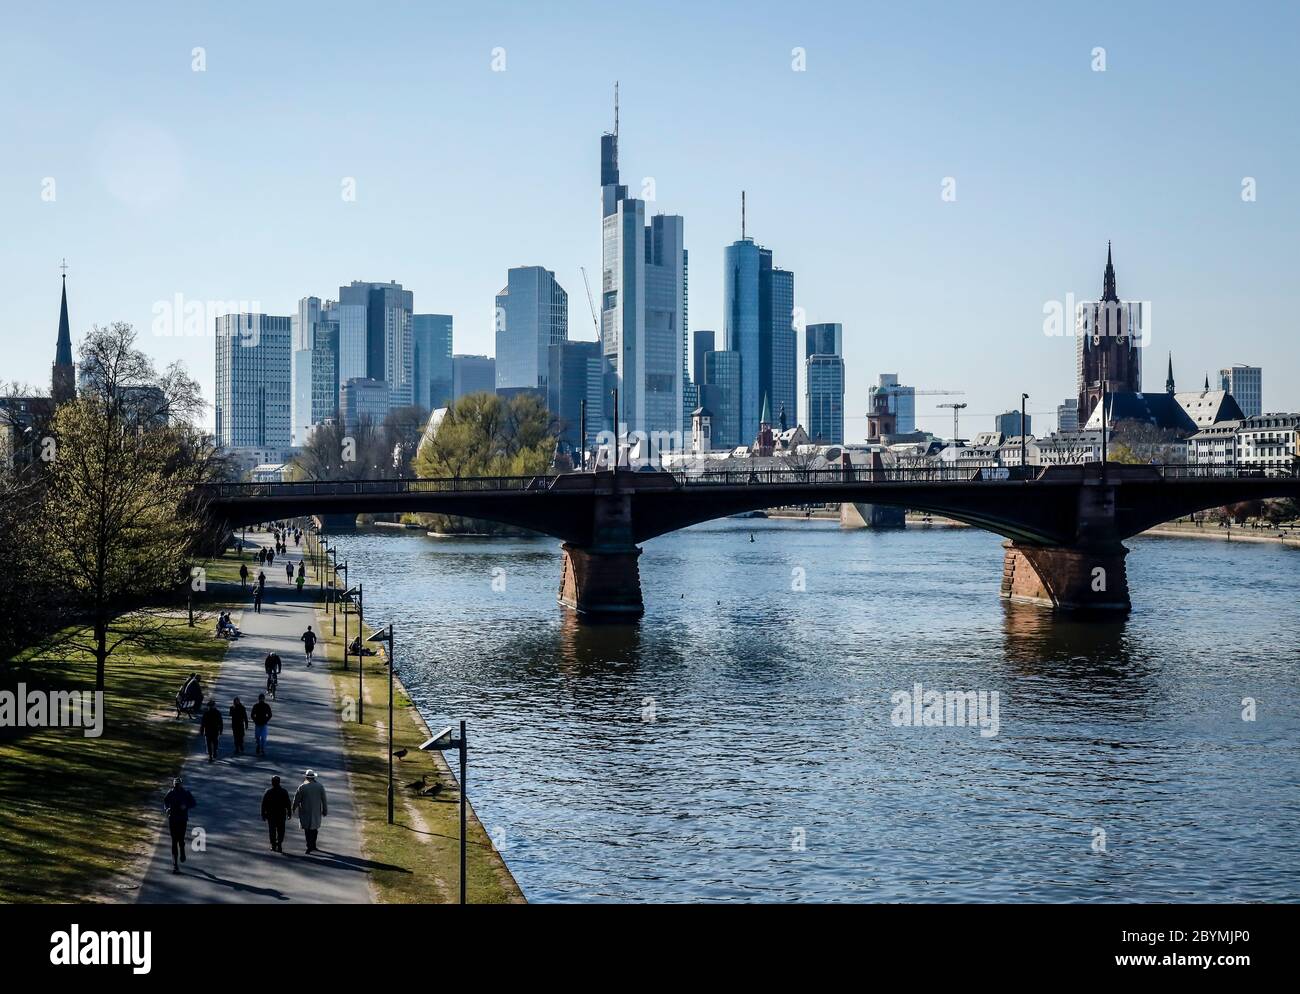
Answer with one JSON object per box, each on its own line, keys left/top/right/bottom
{"left": 452, "top": 354, "right": 496, "bottom": 401}
{"left": 338, "top": 280, "right": 414, "bottom": 409}
{"left": 805, "top": 322, "right": 844, "bottom": 445}
{"left": 340, "top": 377, "right": 391, "bottom": 433}
{"left": 868, "top": 374, "right": 916, "bottom": 436}
{"left": 724, "top": 234, "right": 795, "bottom": 444}
{"left": 995, "top": 410, "right": 1031, "bottom": 437}
{"left": 599, "top": 94, "right": 686, "bottom": 441}
{"left": 214, "top": 313, "right": 292, "bottom": 450}
{"left": 1057, "top": 398, "right": 1079, "bottom": 432}
{"left": 1219, "top": 364, "right": 1262, "bottom": 417}
{"left": 1076, "top": 243, "right": 1145, "bottom": 423}
{"left": 1190, "top": 414, "right": 1298, "bottom": 472}
{"left": 412, "top": 314, "right": 453, "bottom": 412}
{"left": 496, "top": 267, "right": 568, "bottom": 393}
{"left": 701, "top": 349, "right": 741, "bottom": 450}
{"left": 692, "top": 330, "right": 715, "bottom": 387}
{"left": 547, "top": 340, "right": 604, "bottom": 453}
{"left": 291, "top": 296, "right": 339, "bottom": 446}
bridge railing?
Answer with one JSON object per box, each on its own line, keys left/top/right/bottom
{"left": 204, "top": 475, "right": 559, "bottom": 499}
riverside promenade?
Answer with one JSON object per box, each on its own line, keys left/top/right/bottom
{"left": 137, "top": 534, "right": 372, "bottom": 904}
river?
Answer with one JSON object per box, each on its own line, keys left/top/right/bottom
{"left": 325, "top": 520, "right": 1300, "bottom": 903}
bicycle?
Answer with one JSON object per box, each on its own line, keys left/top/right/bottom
{"left": 266, "top": 670, "right": 279, "bottom": 700}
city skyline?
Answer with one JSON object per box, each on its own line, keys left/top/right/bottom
{"left": 5, "top": 2, "right": 1299, "bottom": 435}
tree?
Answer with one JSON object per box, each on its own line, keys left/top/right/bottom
{"left": 411, "top": 392, "right": 557, "bottom": 533}
{"left": 34, "top": 324, "right": 226, "bottom": 691}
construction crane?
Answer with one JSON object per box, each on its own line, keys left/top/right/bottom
{"left": 938, "top": 402, "right": 968, "bottom": 441}
{"left": 579, "top": 267, "right": 600, "bottom": 335}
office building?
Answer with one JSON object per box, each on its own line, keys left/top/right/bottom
{"left": 599, "top": 94, "right": 686, "bottom": 440}
{"left": 452, "top": 354, "right": 496, "bottom": 401}
{"left": 1219, "top": 364, "right": 1262, "bottom": 417}
{"left": 291, "top": 296, "right": 339, "bottom": 445}
{"left": 724, "top": 234, "right": 796, "bottom": 444}
{"left": 995, "top": 410, "right": 1032, "bottom": 437}
{"left": 1057, "top": 398, "right": 1079, "bottom": 432}
{"left": 701, "top": 349, "right": 741, "bottom": 450}
{"left": 413, "top": 313, "right": 453, "bottom": 412}
{"left": 692, "top": 330, "right": 715, "bottom": 388}
{"left": 340, "top": 377, "right": 391, "bottom": 433}
{"left": 214, "top": 313, "right": 292, "bottom": 450}
{"left": 805, "top": 322, "right": 844, "bottom": 445}
{"left": 338, "top": 280, "right": 414, "bottom": 409}
{"left": 548, "top": 340, "right": 604, "bottom": 453}
{"left": 496, "top": 267, "right": 568, "bottom": 393}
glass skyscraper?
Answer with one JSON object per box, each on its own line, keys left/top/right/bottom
{"left": 548, "top": 340, "right": 604, "bottom": 453}
{"left": 413, "top": 313, "right": 453, "bottom": 412}
{"left": 338, "top": 280, "right": 414, "bottom": 409}
{"left": 1219, "top": 364, "right": 1262, "bottom": 417}
{"left": 805, "top": 322, "right": 844, "bottom": 444}
{"left": 291, "top": 296, "right": 339, "bottom": 445}
{"left": 702, "top": 349, "right": 741, "bottom": 450}
{"left": 214, "top": 313, "right": 292, "bottom": 450}
{"left": 599, "top": 104, "right": 686, "bottom": 442}
{"left": 495, "top": 267, "right": 568, "bottom": 392}
{"left": 724, "top": 237, "right": 795, "bottom": 444}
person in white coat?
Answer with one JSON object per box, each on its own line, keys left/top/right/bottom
{"left": 292, "top": 769, "right": 328, "bottom": 853}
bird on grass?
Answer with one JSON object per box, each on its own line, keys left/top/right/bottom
{"left": 420, "top": 781, "right": 444, "bottom": 799}
{"left": 391, "top": 748, "right": 408, "bottom": 760}
{"left": 406, "top": 774, "right": 428, "bottom": 791}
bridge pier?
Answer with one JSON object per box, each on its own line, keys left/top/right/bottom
{"left": 558, "top": 543, "right": 644, "bottom": 618}
{"left": 1000, "top": 540, "right": 1130, "bottom": 612}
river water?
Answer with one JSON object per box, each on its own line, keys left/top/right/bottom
{"left": 326, "top": 520, "right": 1300, "bottom": 903}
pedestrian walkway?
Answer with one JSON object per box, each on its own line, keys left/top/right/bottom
{"left": 138, "top": 532, "right": 372, "bottom": 904}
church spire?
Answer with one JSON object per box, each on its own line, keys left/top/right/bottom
{"left": 1101, "top": 241, "right": 1118, "bottom": 301}
{"left": 52, "top": 260, "right": 76, "bottom": 404}
{"left": 1166, "top": 352, "right": 1175, "bottom": 394}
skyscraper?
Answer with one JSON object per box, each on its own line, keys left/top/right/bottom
{"left": 702, "top": 349, "right": 741, "bottom": 450}
{"left": 805, "top": 322, "right": 844, "bottom": 445}
{"left": 496, "top": 267, "right": 568, "bottom": 392}
{"left": 291, "top": 296, "right": 338, "bottom": 445}
{"left": 52, "top": 267, "right": 75, "bottom": 404}
{"left": 724, "top": 234, "right": 795, "bottom": 444}
{"left": 599, "top": 91, "right": 686, "bottom": 442}
{"left": 1219, "top": 364, "right": 1262, "bottom": 417}
{"left": 1076, "top": 243, "right": 1144, "bottom": 423}
{"left": 214, "top": 314, "right": 292, "bottom": 450}
{"left": 338, "top": 280, "right": 414, "bottom": 409}
{"left": 413, "top": 314, "right": 453, "bottom": 412}
{"left": 452, "top": 355, "right": 496, "bottom": 400}
{"left": 340, "top": 377, "right": 391, "bottom": 433}
{"left": 548, "top": 340, "right": 605, "bottom": 453}
{"left": 1057, "top": 398, "right": 1080, "bottom": 432}
{"left": 692, "top": 329, "right": 714, "bottom": 387}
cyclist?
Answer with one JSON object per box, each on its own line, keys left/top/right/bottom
{"left": 264, "top": 651, "right": 282, "bottom": 698}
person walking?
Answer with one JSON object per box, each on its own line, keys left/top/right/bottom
{"left": 268, "top": 547, "right": 275, "bottom": 567}
{"left": 258, "top": 570, "right": 266, "bottom": 594}
{"left": 253, "top": 585, "right": 263, "bottom": 614}
{"left": 229, "top": 697, "right": 248, "bottom": 755}
{"left": 301, "top": 625, "right": 317, "bottom": 667}
{"left": 239, "top": 563, "right": 249, "bottom": 590}
{"left": 200, "top": 700, "right": 223, "bottom": 761}
{"left": 261, "top": 775, "right": 292, "bottom": 853}
{"left": 162, "top": 777, "right": 196, "bottom": 874}
{"left": 251, "top": 693, "right": 273, "bottom": 755}
{"left": 285, "top": 561, "right": 293, "bottom": 584}
{"left": 292, "top": 770, "right": 328, "bottom": 854}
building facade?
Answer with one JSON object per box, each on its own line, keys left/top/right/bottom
{"left": 1219, "top": 364, "right": 1262, "bottom": 417}
{"left": 1076, "top": 243, "right": 1145, "bottom": 423}
{"left": 995, "top": 410, "right": 1032, "bottom": 437}
{"left": 701, "top": 349, "right": 741, "bottom": 450}
{"left": 805, "top": 322, "right": 844, "bottom": 445}
{"left": 547, "top": 340, "right": 604, "bottom": 453}
{"left": 340, "top": 377, "right": 391, "bottom": 433}
{"left": 214, "top": 313, "right": 292, "bottom": 450}
{"left": 495, "top": 267, "right": 568, "bottom": 392}
{"left": 413, "top": 313, "right": 453, "bottom": 412}
{"left": 452, "top": 354, "right": 496, "bottom": 401}
{"left": 338, "top": 280, "right": 414, "bottom": 409}
{"left": 599, "top": 107, "right": 686, "bottom": 442}
{"left": 1057, "top": 398, "right": 1079, "bottom": 432}
{"left": 724, "top": 237, "right": 795, "bottom": 444}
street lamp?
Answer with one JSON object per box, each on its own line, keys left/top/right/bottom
{"left": 343, "top": 584, "right": 363, "bottom": 722}
{"left": 420, "top": 721, "right": 468, "bottom": 905}
{"left": 1020, "top": 393, "right": 1029, "bottom": 475}
{"left": 366, "top": 624, "right": 396, "bottom": 825}
{"left": 332, "top": 560, "right": 347, "bottom": 637}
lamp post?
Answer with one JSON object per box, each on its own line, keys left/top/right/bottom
{"left": 342, "top": 584, "right": 364, "bottom": 722}
{"left": 332, "top": 560, "right": 347, "bottom": 637}
{"left": 420, "top": 722, "right": 468, "bottom": 905}
{"left": 366, "top": 624, "right": 396, "bottom": 824}
{"left": 1020, "top": 393, "right": 1029, "bottom": 476}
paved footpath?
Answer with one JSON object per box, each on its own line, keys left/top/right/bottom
{"left": 138, "top": 533, "right": 372, "bottom": 904}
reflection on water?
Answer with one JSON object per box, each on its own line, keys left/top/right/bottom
{"left": 329, "top": 521, "right": 1300, "bottom": 903}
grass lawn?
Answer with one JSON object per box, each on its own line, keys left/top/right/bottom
{"left": 0, "top": 612, "right": 232, "bottom": 902}
{"left": 316, "top": 602, "right": 525, "bottom": 904}
{"left": 195, "top": 543, "right": 259, "bottom": 588}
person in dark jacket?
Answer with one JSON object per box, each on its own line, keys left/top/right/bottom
{"left": 200, "top": 700, "right": 223, "bottom": 761}
{"left": 251, "top": 694, "right": 273, "bottom": 755}
{"left": 229, "top": 697, "right": 248, "bottom": 755}
{"left": 162, "top": 777, "right": 196, "bottom": 873}
{"left": 239, "top": 562, "right": 249, "bottom": 589}
{"left": 261, "top": 775, "right": 292, "bottom": 852}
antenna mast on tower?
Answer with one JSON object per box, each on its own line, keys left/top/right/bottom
{"left": 742, "top": 191, "right": 746, "bottom": 240}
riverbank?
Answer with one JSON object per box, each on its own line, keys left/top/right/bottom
{"left": 305, "top": 535, "right": 525, "bottom": 904}
{"left": 1140, "top": 519, "right": 1300, "bottom": 546}
{"left": 0, "top": 561, "right": 240, "bottom": 902}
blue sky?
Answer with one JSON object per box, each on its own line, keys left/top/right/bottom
{"left": 3, "top": 0, "right": 1297, "bottom": 434}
